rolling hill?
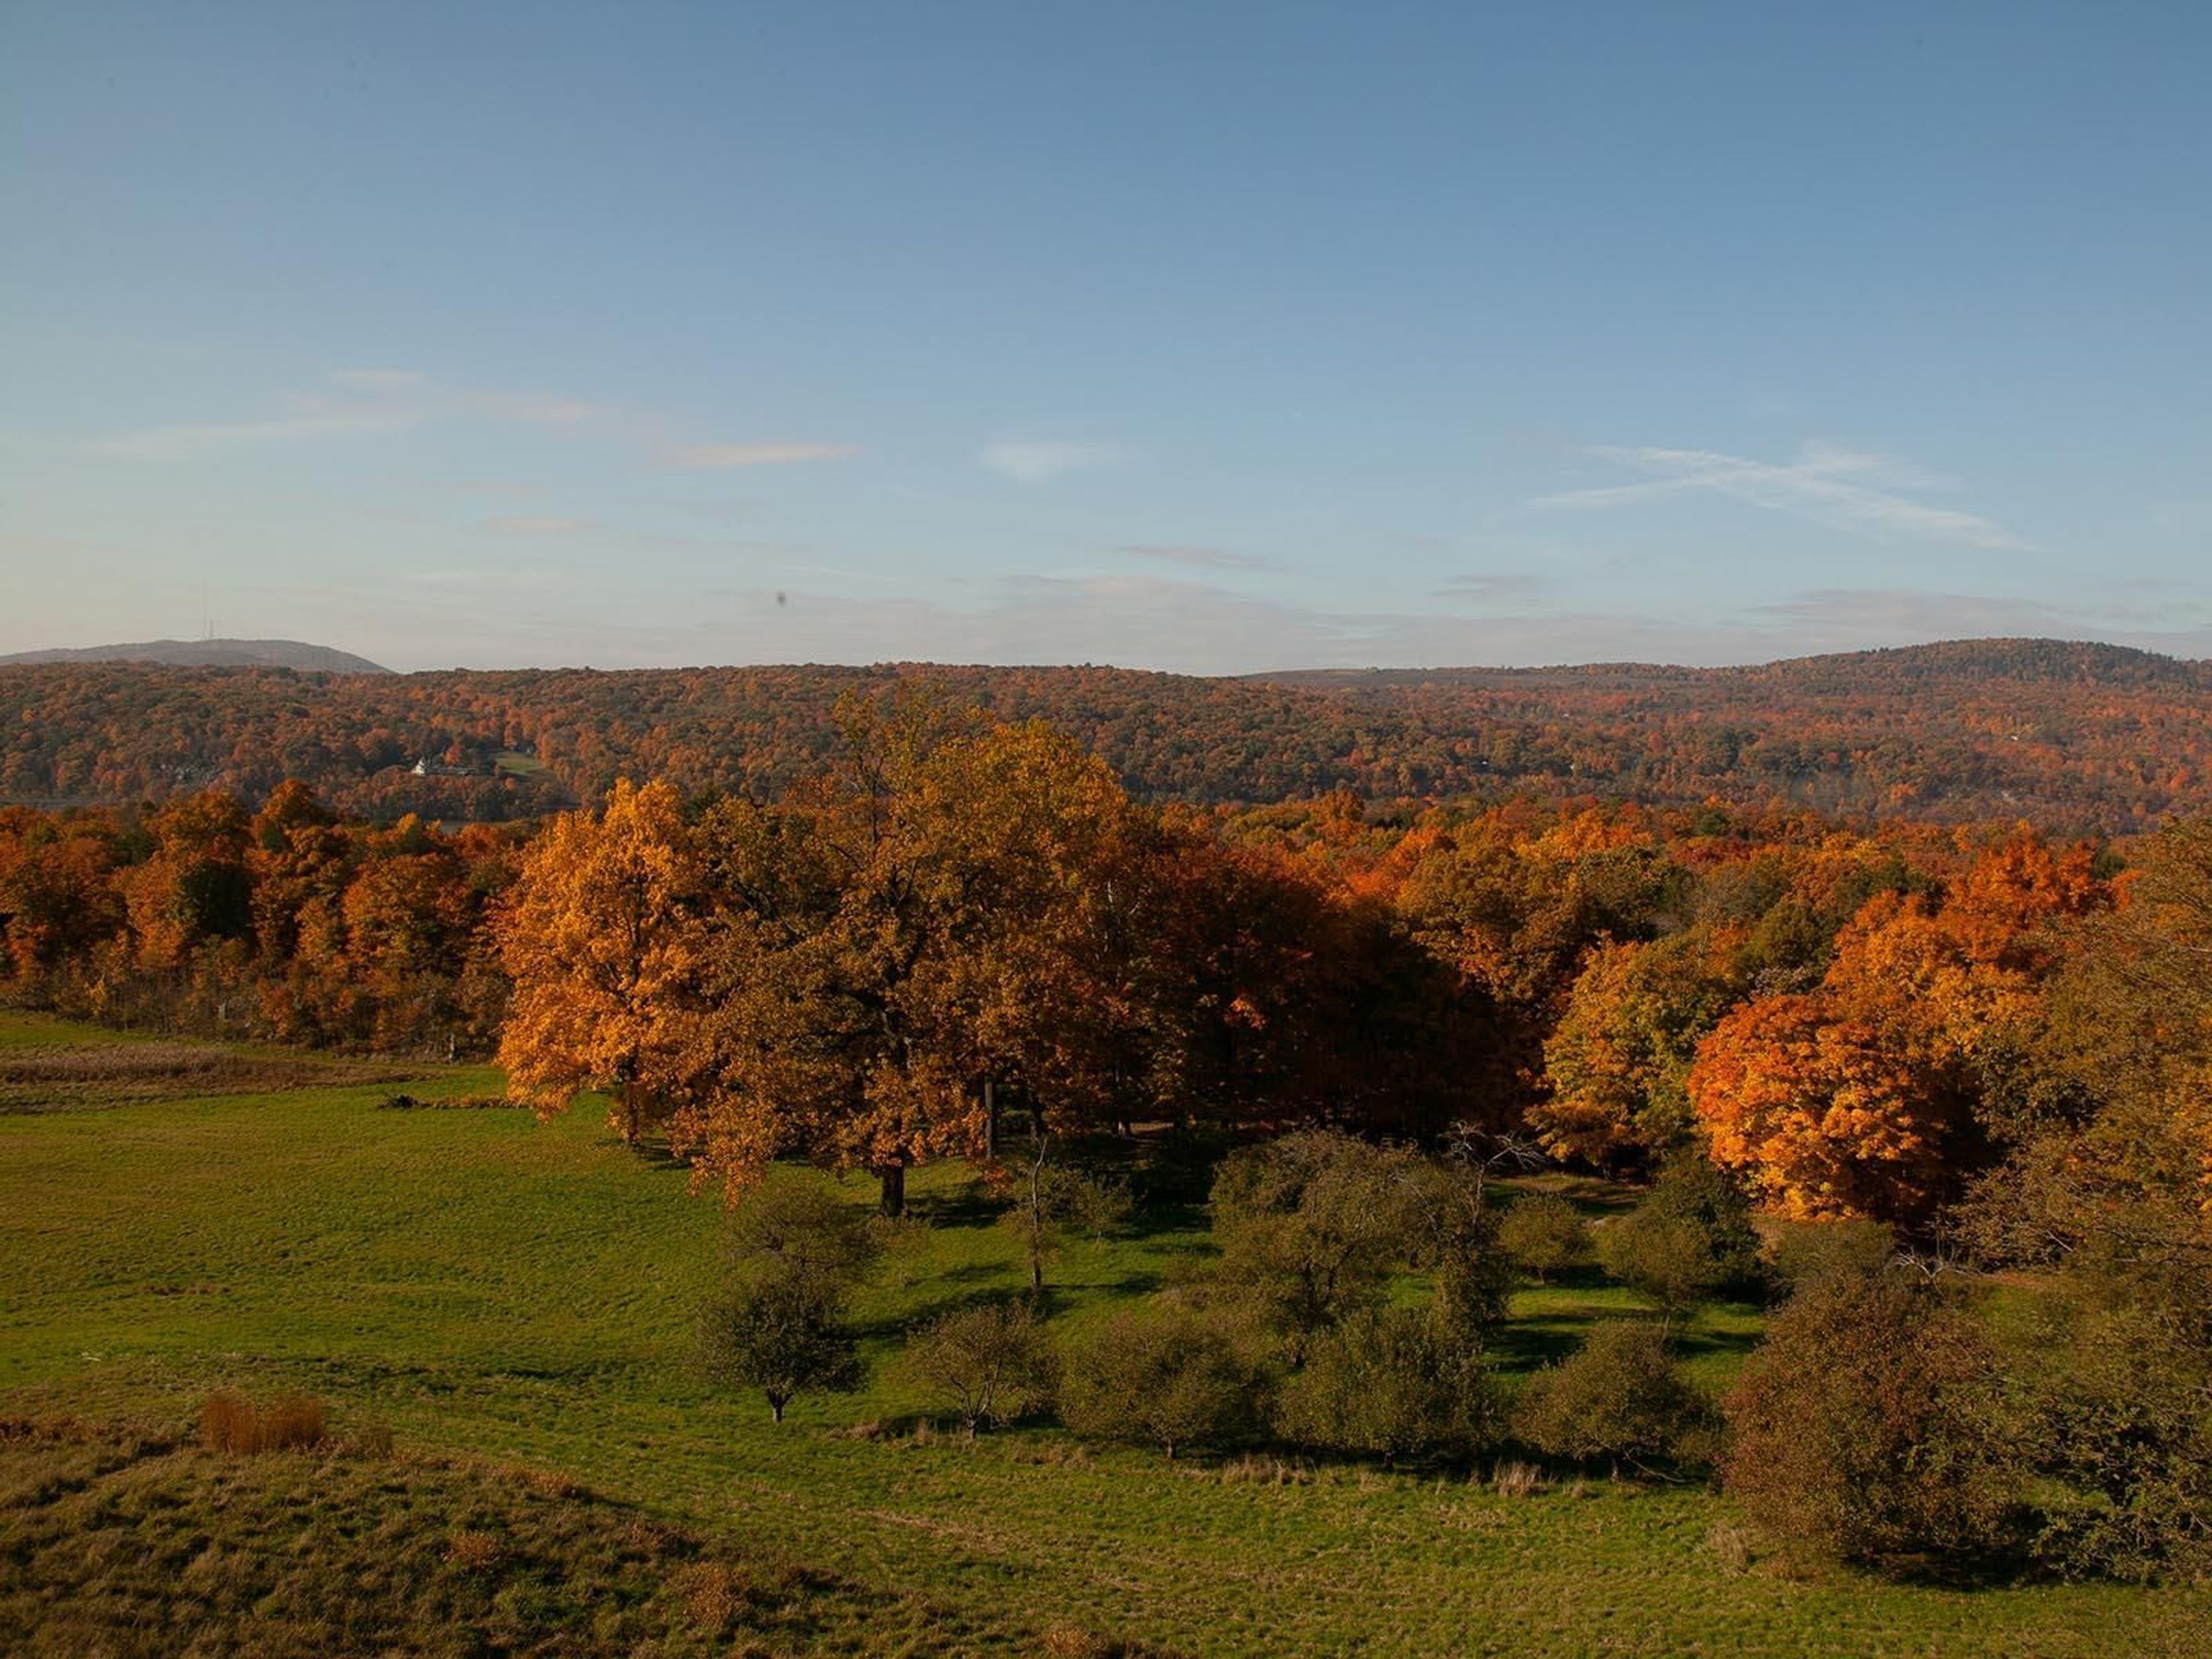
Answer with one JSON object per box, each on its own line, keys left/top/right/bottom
{"left": 1, "top": 638, "right": 2206, "bottom": 828}
{"left": 0, "top": 638, "right": 391, "bottom": 673}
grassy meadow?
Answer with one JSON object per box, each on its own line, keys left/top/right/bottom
{"left": 1, "top": 1009, "right": 2202, "bottom": 1657}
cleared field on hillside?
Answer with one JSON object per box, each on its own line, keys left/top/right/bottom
{"left": 0, "top": 1012, "right": 2199, "bottom": 1657}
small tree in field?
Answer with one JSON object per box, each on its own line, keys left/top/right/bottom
{"left": 1597, "top": 1209, "right": 1728, "bottom": 1330}
{"left": 999, "top": 1139, "right": 1130, "bottom": 1296}
{"left": 698, "top": 1275, "right": 862, "bottom": 1424}
{"left": 1499, "top": 1195, "right": 1591, "bottom": 1285}
{"left": 904, "top": 1301, "right": 1056, "bottom": 1435}
{"left": 1059, "top": 1305, "right": 1264, "bottom": 1460}
{"left": 1513, "top": 1321, "right": 1709, "bottom": 1472}
{"left": 1210, "top": 1130, "right": 1429, "bottom": 1360}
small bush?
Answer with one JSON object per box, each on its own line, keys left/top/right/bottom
{"left": 1596, "top": 1209, "right": 1728, "bottom": 1324}
{"left": 199, "top": 1390, "right": 327, "bottom": 1454}
{"left": 1763, "top": 1217, "right": 1895, "bottom": 1291}
{"left": 1274, "top": 1308, "right": 1499, "bottom": 1464}
{"left": 903, "top": 1301, "right": 1056, "bottom": 1435}
{"left": 1498, "top": 1195, "right": 1591, "bottom": 1285}
{"left": 725, "top": 1177, "right": 882, "bottom": 1297}
{"left": 698, "top": 1275, "right": 862, "bottom": 1423}
{"left": 1514, "top": 1323, "right": 1708, "bottom": 1471}
{"left": 1059, "top": 1304, "right": 1265, "bottom": 1459}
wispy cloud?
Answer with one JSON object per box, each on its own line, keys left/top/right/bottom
{"left": 1527, "top": 441, "right": 2029, "bottom": 551}
{"left": 332, "top": 368, "right": 427, "bottom": 392}
{"left": 481, "top": 515, "right": 592, "bottom": 536}
{"left": 1117, "top": 544, "right": 1278, "bottom": 572}
{"left": 91, "top": 410, "right": 425, "bottom": 459}
{"left": 1434, "top": 573, "right": 1553, "bottom": 605}
{"left": 665, "top": 441, "right": 858, "bottom": 470}
{"left": 89, "top": 370, "right": 603, "bottom": 459}
{"left": 980, "top": 440, "right": 1123, "bottom": 485}
{"left": 480, "top": 393, "right": 594, "bottom": 425}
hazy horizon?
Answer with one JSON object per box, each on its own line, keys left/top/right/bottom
{"left": 5, "top": 4, "right": 2209, "bottom": 674}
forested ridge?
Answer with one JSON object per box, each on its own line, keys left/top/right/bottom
{"left": 6, "top": 636, "right": 2210, "bottom": 827}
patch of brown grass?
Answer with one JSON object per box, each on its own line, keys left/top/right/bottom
{"left": 199, "top": 1390, "right": 326, "bottom": 1455}
{"left": 1488, "top": 1460, "right": 1550, "bottom": 1498}
{"left": 444, "top": 1528, "right": 503, "bottom": 1570}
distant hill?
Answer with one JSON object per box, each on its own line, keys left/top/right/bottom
{"left": 0, "top": 637, "right": 2207, "bottom": 829}
{"left": 0, "top": 638, "right": 389, "bottom": 674}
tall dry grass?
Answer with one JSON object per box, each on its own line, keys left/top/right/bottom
{"left": 200, "top": 1390, "right": 327, "bottom": 1454}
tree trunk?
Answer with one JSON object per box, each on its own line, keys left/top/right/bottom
{"left": 984, "top": 1078, "right": 997, "bottom": 1158}
{"left": 878, "top": 1162, "right": 907, "bottom": 1218}
{"left": 623, "top": 1078, "right": 642, "bottom": 1145}
{"left": 769, "top": 1395, "right": 785, "bottom": 1424}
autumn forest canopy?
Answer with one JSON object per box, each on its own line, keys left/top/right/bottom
{"left": 7, "top": 635, "right": 2212, "bottom": 830}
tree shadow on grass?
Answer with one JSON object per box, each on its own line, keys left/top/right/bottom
{"left": 851, "top": 1267, "right": 1017, "bottom": 1338}
{"left": 1672, "top": 1321, "right": 1762, "bottom": 1369}
{"left": 615, "top": 1133, "right": 691, "bottom": 1173}
{"left": 909, "top": 1186, "right": 1003, "bottom": 1230}
{"left": 1493, "top": 1313, "right": 1608, "bottom": 1373}
{"left": 1524, "top": 1261, "right": 1614, "bottom": 1296}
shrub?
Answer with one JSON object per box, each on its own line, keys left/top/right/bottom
{"left": 698, "top": 1275, "right": 862, "bottom": 1424}
{"left": 1763, "top": 1217, "right": 1895, "bottom": 1292}
{"left": 1498, "top": 1195, "right": 1591, "bottom": 1285}
{"left": 904, "top": 1301, "right": 1056, "bottom": 1435}
{"left": 1722, "top": 1273, "right": 2020, "bottom": 1568}
{"left": 1596, "top": 1209, "right": 1728, "bottom": 1325}
{"left": 1513, "top": 1321, "right": 1709, "bottom": 1471}
{"left": 1059, "top": 1305, "right": 1265, "bottom": 1459}
{"left": 725, "top": 1177, "right": 882, "bottom": 1297}
{"left": 200, "top": 1390, "right": 327, "bottom": 1454}
{"left": 1408, "top": 1164, "right": 1516, "bottom": 1344}
{"left": 1210, "top": 1130, "right": 1435, "bottom": 1359}
{"left": 1274, "top": 1308, "right": 1499, "bottom": 1464}
{"left": 1646, "top": 1146, "right": 1763, "bottom": 1286}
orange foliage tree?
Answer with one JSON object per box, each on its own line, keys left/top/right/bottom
{"left": 497, "top": 778, "right": 706, "bottom": 1142}
{"left": 1688, "top": 834, "right": 2109, "bottom": 1219}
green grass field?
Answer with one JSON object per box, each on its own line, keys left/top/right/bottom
{"left": 1, "top": 1010, "right": 2202, "bottom": 1657}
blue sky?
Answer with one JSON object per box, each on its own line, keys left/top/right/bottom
{"left": 3, "top": 2, "right": 2208, "bottom": 672}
